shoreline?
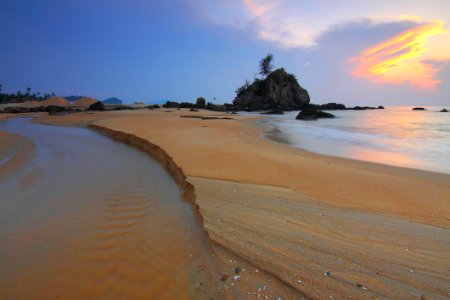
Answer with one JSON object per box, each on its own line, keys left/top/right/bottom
{"left": 259, "top": 119, "right": 450, "bottom": 186}
{"left": 13, "top": 110, "right": 450, "bottom": 298}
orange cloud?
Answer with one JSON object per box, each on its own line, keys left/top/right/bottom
{"left": 351, "top": 20, "right": 449, "bottom": 89}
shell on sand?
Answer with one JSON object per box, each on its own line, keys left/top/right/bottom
{"left": 72, "top": 97, "right": 97, "bottom": 106}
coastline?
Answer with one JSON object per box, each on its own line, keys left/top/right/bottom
{"left": 27, "top": 109, "right": 450, "bottom": 298}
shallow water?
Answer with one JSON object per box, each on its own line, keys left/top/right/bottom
{"left": 0, "top": 118, "right": 216, "bottom": 299}
{"left": 262, "top": 106, "right": 450, "bottom": 174}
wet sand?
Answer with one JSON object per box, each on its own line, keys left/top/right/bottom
{"left": 5, "top": 110, "right": 450, "bottom": 299}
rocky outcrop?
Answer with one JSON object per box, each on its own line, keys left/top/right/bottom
{"left": 296, "top": 105, "right": 335, "bottom": 120}
{"left": 440, "top": 109, "right": 448, "bottom": 112}
{"left": 89, "top": 101, "right": 105, "bottom": 111}
{"left": 413, "top": 107, "right": 426, "bottom": 111}
{"left": 233, "top": 68, "right": 310, "bottom": 111}
{"left": 102, "top": 97, "right": 123, "bottom": 105}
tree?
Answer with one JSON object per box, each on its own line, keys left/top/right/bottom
{"left": 196, "top": 97, "right": 206, "bottom": 108}
{"left": 259, "top": 53, "right": 274, "bottom": 77}
{"left": 26, "top": 87, "right": 31, "bottom": 95}
{"left": 0, "top": 84, "right": 2, "bottom": 93}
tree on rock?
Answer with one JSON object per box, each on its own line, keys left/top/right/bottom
{"left": 259, "top": 53, "right": 274, "bottom": 77}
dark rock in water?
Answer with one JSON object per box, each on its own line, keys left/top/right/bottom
{"left": 88, "top": 101, "right": 105, "bottom": 111}
{"left": 102, "top": 97, "right": 123, "bottom": 105}
{"left": 233, "top": 68, "right": 310, "bottom": 111}
{"left": 351, "top": 106, "right": 377, "bottom": 110}
{"left": 378, "top": 106, "right": 385, "bottom": 109}
{"left": 413, "top": 107, "right": 426, "bottom": 111}
{"left": 440, "top": 108, "right": 448, "bottom": 112}
{"left": 296, "top": 105, "right": 335, "bottom": 120}
{"left": 262, "top": 109, "right": 284, "bottom": 115}
{"left": 315, "top": 102, "right": 346, "bottom": 110}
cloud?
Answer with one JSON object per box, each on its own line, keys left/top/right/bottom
{"left": 351, "top": 20, "right": 450, "bottom": 89}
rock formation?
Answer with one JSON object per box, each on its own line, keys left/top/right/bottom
{"left": 88, "top": 101, "right": 105, "bottom": 111}
{"left": 233, "top": 68, "right": 310, "bottom": 111}
{"left": 296, "top": 105, "right": 335, "bottom": 120}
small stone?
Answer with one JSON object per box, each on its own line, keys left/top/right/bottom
{"left": 409, "top": 269, "right": 414, "bottom": 273}
{"left": 324, "top": 271, "right": 330, "bottom": 277}
{"left": 255, "top": 269, "right": 259, "bottom": 273}
{"left": 235, "top": 267, "right": 242, "bottom": 274}
{"left": 233, "top": 275, "right": 240, "bottom": 280}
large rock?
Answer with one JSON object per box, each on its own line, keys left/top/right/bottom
{"left": 233, "top": 68, "right": 310, "bottom": 111}
{"left": 296, "top": 106, "right": 335, "bottom": 120}
{"left": 88, "top": 101, "right": 105, "bottom": 111}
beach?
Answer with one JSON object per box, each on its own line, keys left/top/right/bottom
{"left": 19, "top": 109, "right": 450, "bottom": 299}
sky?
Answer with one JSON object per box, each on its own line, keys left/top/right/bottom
{"left": 1, "top": 0, "right": 449, "bottom": 106}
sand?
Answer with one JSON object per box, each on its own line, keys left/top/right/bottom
{"left": 29, "top": 109, "right": 450, "bottom": 298}
{"left": 0, "top": 131, "right": 36, "bottom": 180}
{"left": 41, "top": 96, "right": 70, "bottom": 106}
{"left": 72, "top": 97, "right": 98, "bottom": 107}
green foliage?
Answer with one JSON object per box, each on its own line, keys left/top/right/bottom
{"left": 259, "top": 53, "right": 274, "bottom": 77}
{"left": 196, "top": 97, "right": 206, "bottom": 108}
{"left": 235, "top": 79, "right": 251, "bottom": 96}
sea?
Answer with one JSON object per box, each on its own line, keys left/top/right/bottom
{"left": 262, "top": 106, "right": 450, "bottom": 174}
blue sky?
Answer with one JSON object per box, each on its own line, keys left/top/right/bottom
{"left": 1, "top": 0, "right": 449, "bottom": 105}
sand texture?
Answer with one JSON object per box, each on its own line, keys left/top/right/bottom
{"left": 30, "top": 109, "right": 450, "bottom": 299}
{"left": 72, "top": 97, "right": 98, "bottom": 106}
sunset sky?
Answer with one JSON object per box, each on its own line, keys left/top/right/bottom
{"left": 1, "top": 0, "right": 449, "bottom": 105}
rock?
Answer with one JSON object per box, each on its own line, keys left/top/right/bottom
{"left": 440, "top": 108, "right": 448, "bottom": 112}
{"left": 190, "top": 108, "right": 199, "bottom": 112}
{"left": 180, "top": 102, "right": 195, "bottom": 108}
{"left": 412, "top": 107, "right": 426, "bottom": 111}
{"left": 378, "top": 106, "right": 385, "bottom": 109}
{"left": 146, "top": 104, "right": 160, "bottom": 109}
{"left": 88, "top": 101, "right": 105, "bottom": 111}
{"left": 351, "top": 106, "right": 377, "bottom": 110}
{"left": 296, "top": 105, "right": 335, "bottom": 120}
{"left": 316, "top": 102, "right": 346, "bottom": 110}
{"left": 163, "top": 101, "right": 180, "bottom": 108}
{"left": 233, "top": 68, "right": 310, "bottom": 111}
{"left": 262, "top": 109, "right": 284, "bottom": 114}
{"left": 324, "top": 271, "right": 331, "bottom": 277}
{"left": 235, "top": 267, "right": 242, "bottom": 274}
{"left": 102, "top": 97, "right": 123, "bottom": 105}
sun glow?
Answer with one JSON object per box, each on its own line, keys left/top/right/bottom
{"left": 351, "top": 20, "right": 449, "bottom": 89}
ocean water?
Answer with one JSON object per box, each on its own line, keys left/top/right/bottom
{"left": 263, "top": 106, "right": 450, "bottom": 174}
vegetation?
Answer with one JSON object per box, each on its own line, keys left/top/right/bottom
{"left": 0, "top": 84, "right": 55, "bottom": 104}
{"left": 196, "top": 97, "right": 206, "bottom": 108}
{"left": 259, "top": 53, "right": 274, "bottom": 77}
